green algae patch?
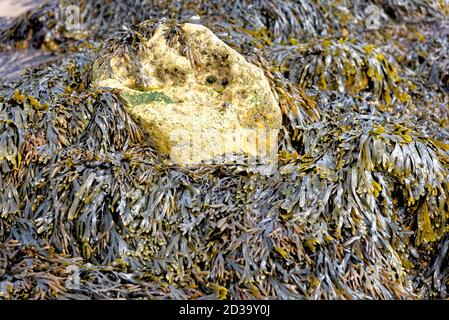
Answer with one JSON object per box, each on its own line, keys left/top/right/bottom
{"left": 121, "top": 91, "right": 174, "bottom": 105}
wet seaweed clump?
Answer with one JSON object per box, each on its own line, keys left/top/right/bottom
{"left": 1, "top": 0, "right": 449, "bottom": 300}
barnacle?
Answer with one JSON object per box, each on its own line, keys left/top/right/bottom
{"left": 0, "top": 0, "right": 449, "bottom": 301}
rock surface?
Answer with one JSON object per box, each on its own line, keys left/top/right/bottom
{"left": 92, "top": 22, "right": 281, "bottom": 165}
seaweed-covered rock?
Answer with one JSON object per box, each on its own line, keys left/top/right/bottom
{"left": 1, "top": 0, "right": 449, "bottom": 301}
{"left": 92, "top": 22, "right": 281, "bottom": 165}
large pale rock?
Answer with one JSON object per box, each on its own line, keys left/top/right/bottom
{"left": 91, "top": 22, "right": 281, "bottom": 166}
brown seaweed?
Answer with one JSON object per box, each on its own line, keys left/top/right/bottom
{"left": 0, "top": 0, "right": 449, "bottom": 300}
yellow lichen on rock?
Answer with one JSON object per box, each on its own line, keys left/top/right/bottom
{"left": 91, "top": 22, "right": 281, "bottom": 166}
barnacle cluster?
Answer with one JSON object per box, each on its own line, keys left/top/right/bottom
{"left": 0, "top": 0, "right": 449, "bottom": 299}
